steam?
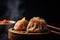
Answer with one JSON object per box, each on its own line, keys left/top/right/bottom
{"left": 5, "top": 0, "right": 24, "bottom": 21}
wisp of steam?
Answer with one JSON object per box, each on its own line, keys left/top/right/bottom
{"left": 5, "top": 0, "right": 25, "bottom": 21}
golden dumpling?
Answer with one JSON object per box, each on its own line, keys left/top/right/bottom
{"left": 26, "top": 17, "right": 47, "bottom": 33}
{"left": 14, "top": 17, "right": 28, "bottom": 31}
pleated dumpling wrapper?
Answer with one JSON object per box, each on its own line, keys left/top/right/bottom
{"left": 26, "top": 17, "right": 47, "bottom": 33}
{"left": 14, "top": 17, "right": 28, "bottom": 31}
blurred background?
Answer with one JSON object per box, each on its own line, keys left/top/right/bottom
{"left": 0, "top": 0, "right": 59, "bottom": 27}
{"left": 0, "top": 0, "right": 60, "bottom": 40}
{"left": 1, "top": 0, "right": 48, "bottom": 21}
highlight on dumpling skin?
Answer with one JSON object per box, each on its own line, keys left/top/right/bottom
{"left": 14, "top": 17, "right": 28, "bottom": 31}
{"left": 26, "top": 17, "right": 47, "bottom": 33}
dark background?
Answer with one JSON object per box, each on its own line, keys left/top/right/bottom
{"left": 0, "top": 0, "right": 59, "bottom": 27}
{"left": 0, "top": 0, "right": 60, "bottom": 40}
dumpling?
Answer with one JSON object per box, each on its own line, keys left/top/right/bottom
{"left": 14, "top": 17, "right": 28, "bottom": 31}
{"left": 26, "top": 17, "right": 47, "bottom": 33}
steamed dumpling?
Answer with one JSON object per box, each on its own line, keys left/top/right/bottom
{"left": 14, "top": 17, "right": 28, "bottom": 31}
{"left": 26, "top": 17, "right": 47, "bottom": 33}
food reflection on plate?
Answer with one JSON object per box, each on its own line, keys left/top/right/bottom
{"left": 13, "top": 17, "right": 48, "bottom": 34}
